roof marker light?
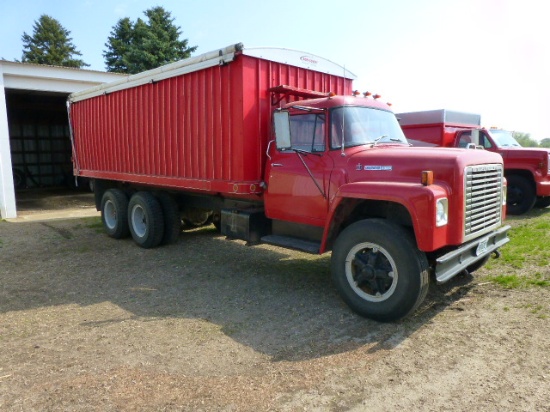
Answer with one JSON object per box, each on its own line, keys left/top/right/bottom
{"left": 373, "top": 94, "right": 381, "bottom": 100}
{"left": 363, "top": 91, "right": 372, "bottom": 97}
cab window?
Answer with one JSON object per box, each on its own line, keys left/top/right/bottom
{"left": 289, "top": 113, "right": 326, "bottom": 152}
{"left": 458, "top": 132, "right": 472, "bottom": 148}
{"left": 479, "top": 132, "right": 493, "bottom": 149}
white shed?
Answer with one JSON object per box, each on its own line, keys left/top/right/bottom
{"left": 0, "top": 61, "right": 122, "bottom": 218}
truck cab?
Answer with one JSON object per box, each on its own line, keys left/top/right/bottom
{"left": 260, "top": 91, "right": 509, "bottom": 321}
{"left": 398, "top": 109, "right": 550, "bottom": 214}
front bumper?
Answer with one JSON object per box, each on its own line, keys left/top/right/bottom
{"left": 536, "top": 180, "right": 550, "bottom": 197}
{"left": 434, "top": 225, "right": 511, "bottom": 283}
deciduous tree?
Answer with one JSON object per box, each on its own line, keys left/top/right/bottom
{"left": 513, "top": 132, "right": 539, "bottom": 147}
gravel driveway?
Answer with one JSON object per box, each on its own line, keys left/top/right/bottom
{"left": 1, "top": 192, "right": 548, "bottom": 411}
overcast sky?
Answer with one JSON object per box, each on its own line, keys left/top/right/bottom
{"left": 1, "top": 0, "right": 548, "bottom": 140}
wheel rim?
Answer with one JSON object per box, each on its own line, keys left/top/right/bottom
{"left": 104, "top": 200, "right": 117, "bottom": 230}
{"left": 131, "top": 204, "right": 147, "bottom": 237}
{"left": 345, "top": 242, "right": 398, "bottom": 302}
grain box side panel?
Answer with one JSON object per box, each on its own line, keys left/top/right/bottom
{"left": 72, "top": 59, "right": 251, "bottom": 193}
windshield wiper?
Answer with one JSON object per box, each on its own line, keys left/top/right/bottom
{"left": 370, "top": 135, "right": 387, "bottom": 146}
{"left": 292, "top": 147, "right": 322, "bottom": 157}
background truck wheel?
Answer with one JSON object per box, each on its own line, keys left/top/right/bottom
{"left": 535, "top": 196, "right": 550, "bottom": 208}
{"left": 156, "top": 192, "right": 181, "bottom": 245}
{"left": 101, "top": 189, "right": 130, "bottom": 239}
{"left": 331, "top": 219, "right": 429, "bottom": 322}
{"left": 128, "top": 192, "right": 165, "bottom": 248}
{"left": 506, "top": 175, "right": 536, "bottom": 215}
{"left": 466, "top": 254, "right": 490, "bottom": 274}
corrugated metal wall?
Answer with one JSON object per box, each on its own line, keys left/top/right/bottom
{"left": 71, "top": 53, "right": 352, "bottom": 194}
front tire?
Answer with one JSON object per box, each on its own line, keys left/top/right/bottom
{"left": 506, "top": 175, "right": 536, "bottom": 215}
{"left": 128, "top": 192, "right": 165, "bottom": 248}
{"left": 331, "top": 219, "right": 429, "bottom": 322}
{"left": 101, "top": 189, "right": 130, "bottom": 239}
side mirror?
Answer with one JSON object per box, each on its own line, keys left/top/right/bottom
{"left": 273, "top": 111, "right": 291, "bottom": 150}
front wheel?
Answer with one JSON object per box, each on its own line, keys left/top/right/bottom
{"left": 506, "top": 175, "right": 536, "bottom": 215}
{"left": 331, "top": 219, "right": 429, "bottom": 322}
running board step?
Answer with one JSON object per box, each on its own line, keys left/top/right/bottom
{"left": 261, "top": 235, "right": 320, "bottom": 254}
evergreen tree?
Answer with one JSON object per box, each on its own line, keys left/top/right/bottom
{"left": 103, "top": 17, "right": 134, "bottom": 73}
{"left": 21, "top": 15, "right": 89, "bottom": 68}
{"left": 103, "top": 6, "right": 197, "bottom": 74}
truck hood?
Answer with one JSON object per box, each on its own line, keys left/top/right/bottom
{"left": 345, "top": 145, "right": 503, "bottom": 184}
{"left": 496, "top": 146, "right": 550, "bottom": 160}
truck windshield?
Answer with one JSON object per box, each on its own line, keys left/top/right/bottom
{"left": 488, "top": 130, "right": 522, "bottom": 147}
{"left": 330, "top": 107, "right": 408, "bottom": 149}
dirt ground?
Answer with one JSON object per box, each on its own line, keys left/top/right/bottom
{"left": 1, "top": 190, "right": 549, "bottom": 411}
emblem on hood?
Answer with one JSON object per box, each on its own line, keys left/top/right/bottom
{"left": 356, "top": 163, "right": 393, "bottom": 171}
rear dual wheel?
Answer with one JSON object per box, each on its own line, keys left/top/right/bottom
{"left": 128, "top": 192, "right": 165, "bottom": 248}
{"left": 101, "top": 189, "right": 130, "bottom": 239}
{"left": 101, "top": 190, "right": 180, "bottom": 248}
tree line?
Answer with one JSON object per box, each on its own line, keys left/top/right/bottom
{"left": 513, "top": 133, "right": 550, "bottom": 148}
{"left": 18, "top": 6, "right": 196, "bottom": 74}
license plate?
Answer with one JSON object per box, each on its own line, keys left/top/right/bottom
{"left": 476, "top": 237, "right": 489, "bottom": 256}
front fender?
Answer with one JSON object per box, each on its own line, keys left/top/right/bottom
{"left": 321, "top": 181, "right": 449, "bottom": 253}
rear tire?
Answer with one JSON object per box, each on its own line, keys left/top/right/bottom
{"left": 506, "top": 175, "right": 536, "bottom": 215}
{"left": 128, "top": 192, "right": 165, "bottom": 248}
{"left": 156, "top": 192, "right": 181, "bottom": 245}
{"left": 101, "top": 189, "right": 130, "bottom": 239}
{"left": 331, "top": 219, "right": 429, "bottom": 322}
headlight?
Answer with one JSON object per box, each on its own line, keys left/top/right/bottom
{"left": 436, "top": 198, "right": 448, "bottom": 227}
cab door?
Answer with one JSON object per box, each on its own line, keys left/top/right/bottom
{"left": 264, "top": 111, "right": 333, "bottom": 226}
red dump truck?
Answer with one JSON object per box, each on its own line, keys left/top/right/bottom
{"left": 397, "top": 109, "right": 550, "bottom": 215}
{"left": 68, "top": 44, "right": 510, "bottom": 321}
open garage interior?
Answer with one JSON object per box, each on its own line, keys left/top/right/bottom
{"left": 7, "top": 90, "right": 75, "bottom": 191}
{"left": 0, "top": 60, "right": 122, "bottom": 218}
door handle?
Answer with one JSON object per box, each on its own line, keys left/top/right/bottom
{"left": 271, "top": 163, "right": 283, "bottom": 167}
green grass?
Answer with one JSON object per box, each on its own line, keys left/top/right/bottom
{"left": 487, "top": 273, "right": 550, "bottom": 289}
{"left": 79, "top": 216, "right": 104, "bottom": 233}
{"left": 482, "top": 207, "right": 550, "bottom": 289}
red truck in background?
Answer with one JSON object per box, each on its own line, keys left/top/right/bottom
{"left": 397, "top": 109, "right": 550, "bottom": 215}
{"left": 68, "top": 44, "right": 510, "bottom": 322}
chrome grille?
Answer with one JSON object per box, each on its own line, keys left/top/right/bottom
{"left": 464, "top": 164, "right": 503, "bottom": 240}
